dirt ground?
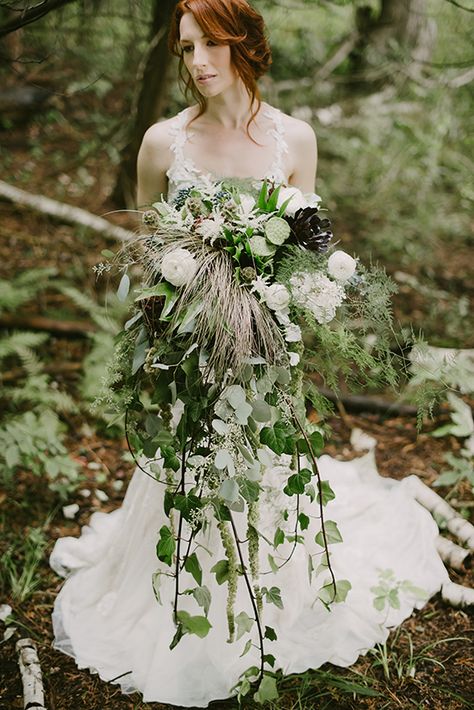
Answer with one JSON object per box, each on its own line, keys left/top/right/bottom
{"left": 1, "top": 85, "right": 473, "bottom": 710}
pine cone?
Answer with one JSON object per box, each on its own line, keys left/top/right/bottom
{"left": 287, "top": 207, "right": 333, "bottom": 252}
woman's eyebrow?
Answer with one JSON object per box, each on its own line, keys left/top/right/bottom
{"left": 180, "top": 34, "right": 207, "bottom": 44}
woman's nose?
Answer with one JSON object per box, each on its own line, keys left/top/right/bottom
{"left": 192, "top": 43, "right": 208, "bottom": 67}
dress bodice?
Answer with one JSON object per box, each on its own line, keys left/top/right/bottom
{"left": 166, "top": 104, "right": 290, "bottom": 201}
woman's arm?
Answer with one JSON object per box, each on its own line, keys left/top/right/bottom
{"left": 136, "top": 122, "right": 171, "bottom": 209}
{"left": 287, "top": 119, "right": 318, "bottom": 193}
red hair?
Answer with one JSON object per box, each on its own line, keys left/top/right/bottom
{"left": 168, "top": 0, "right": 272, "bottom": 131}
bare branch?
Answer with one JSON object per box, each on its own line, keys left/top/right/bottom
{"left": 0, "top": 0, "right": 77, "bottom": 38}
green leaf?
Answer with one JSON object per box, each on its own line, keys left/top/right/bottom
{"left": 193, "top": 585, "right": 211, "bottom": 616}
{"left": 156, "top": 525, "right": 175, "bottom": 566}
{"left": 388, "top": 589, "right": 400, "bottom": 609}
{"left": 249, "top": 235, "right": 277, "bottom": 257}
{"left": 254, "top": 674, "right": 279, "bottom": 704}
{"left": 298, "top": 513, "right": 310, "bottom": 530}
{"left": 315, "top": 520, "right": 343, "bottom": 546}
{"left": 117, "top": 272, "right": 130, "bottom": 302}
{"left": 235, "top": 611, "right": 253, "bottom": 641}
{"left": 152, "top": 571, "right": 163, "bottom": 604}
{"left": 174, "top": 493, "right": 202, "bottom": 522}
{"left": 101, "top": 248, "right": 115, "bottom": 259}
{"left": 211, "top": 559, "right": 230, "bottom": 585}
{"left": 169, "top": 622, "right": 184, "bottom": 650}
{"left": 262, "top": 586, "right": 283, "bottom": 609}
{"left": 264, "top": 626, "right": 277, "bottom": 641}
{"left": 134, "top": 281, "right": 177, "bottom": 320}
{"left": 263, "top": 654, "right": 276, "bottom": 667}
{"left": 238, "top": 478, "right": 260, "bottom": 503}
{"left": 273, "top": 528, "right": 285, "bottom": 547}
{"left": 260, "top": 425, "right": 286, "bottom": 455}
{"left": 184, "top": 553, "right": 203, "bottom": 586}
{"left": 160, "top": 445, "right": 180, "bottom": 472}
{"left": 284, "top": 468, "right": 312, "bottom": 496}
{"left": 267, "top": 554, "right": 278, "bottom": 573}
{"left": 240, "top": 639, "right": 253, "bottom": 657}
{"left": 317, "top": 480, "right": 336, "bottom": 506}
{"left": 319, "top": 578, "right": 352, "bottom": 605}
{"left": 251, "top": 399, "right": 273, "bottom": 423}
{"left": 176, "top": 610, "right": 212, "bottom": 638}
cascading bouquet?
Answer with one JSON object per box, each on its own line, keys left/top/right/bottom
{"left": 94, "top": 178, "right": 398, "bottom": 702}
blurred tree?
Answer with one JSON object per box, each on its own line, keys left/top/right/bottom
{"left": 350, "top": 0, "right": 437, "bottom": 81}
{"left": 111, "top": 0, "right": 177, "bottom": 209}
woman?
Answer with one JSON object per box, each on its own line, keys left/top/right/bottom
{"left": 50, "top": 1, "right": 448, "bottom": 707}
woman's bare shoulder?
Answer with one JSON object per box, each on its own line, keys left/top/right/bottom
{"left": 279, "top": 109, "right": 317, "bottom": 150}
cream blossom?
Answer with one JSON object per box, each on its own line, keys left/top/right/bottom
{"left": 196, "top": 216, "right": 224, "bottom": 242}
{"left": 276, "top": 186, "right": 308, "bottom": 217}
{"left": 265, "top": 283, "right": 291, "bottom": 312}
{"left": 290, "top": 271, "right": 346, "bottom": 324}
{"left": 327, "top": 250, "right": 357, "bottom": 282}
{"left": 161, "top": 248, "right": 197, "bottom": 287}
{"left": 284, "top": 323, "right": 302, "bottom": 342}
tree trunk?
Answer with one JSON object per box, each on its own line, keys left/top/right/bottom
{"left": 351, "top": 0, "right": 436, "bottom": 81}
{"left": 111, "top": 0, "right": 178, "bottom": 210}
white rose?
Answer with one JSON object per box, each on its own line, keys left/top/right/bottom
{"left": 265, "top": 283, "right": 291, "bottom": 312}
{"left": 276, "top": 186, "right": 308, "bottom": 217}
{"left": 289, "top": 352, "right": 301, "bottom": 366}
{"left": 327, "top": 250, "right": 357, "bottom": 282}
{"left": 284, "top": 323, "right": 302, "bottom": 342}
{"left": 161, "top": 248, "right": 197, "bottom": 287}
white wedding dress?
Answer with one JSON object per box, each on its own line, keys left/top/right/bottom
{"left": 50, "top": 106, "right": 448, "bottom": 708}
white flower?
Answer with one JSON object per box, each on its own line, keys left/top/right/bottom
{"left": 290, "top": 271, "right": 346, "bottom": 324}
{"left": 196, "top": 216, "right": 224, "bottom": 242}
{"left": 161, "top": 248, "right": 197, "bottom": 287}
{"left": 250, "top": 275, "right": 270, "bottom": 298}
{"left": 0, "top": 604, "right": 12, "bottom": 622}
{"left": 289, "top": 352, "right": 301, "bottom": 366}
{"left": 265, "top": 283, "right": 291, "bottom": 312}
{"left": 238, "top": 194, "right": 256, "bottom": 216}
{"left": 327, "top": 250, "right": 357, "bottom": 282}
{"left": 284, "top": 323, "right": 302, "bottom": 342}
{"left": 276, "top": 186, "right": 308, "bottom": 217}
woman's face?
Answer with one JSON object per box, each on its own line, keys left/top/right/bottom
{"left": 179, "top": 12, "right": 237, "bottom": 98}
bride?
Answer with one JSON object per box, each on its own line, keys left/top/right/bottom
{"left": 50, "top": 1, "right": 449, "bottom": 707}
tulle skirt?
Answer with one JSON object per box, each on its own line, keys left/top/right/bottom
{"left": 50, "top": 451, "right": 448, "bottom": 707}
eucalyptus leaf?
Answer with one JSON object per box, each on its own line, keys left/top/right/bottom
{"left": 251, "top": 399, "right": 272, "bottom": 423}
{"left": 212, "top": 418, "right": 229, "bottom": 435}
{"left": 219, "top": 478, "right": 240, "bottom": 504}
{"left": 215, "top": 449, "right": 235, "bottom": 475}
{"left": 117, "top": 272, "right": 130, "bottom": 302}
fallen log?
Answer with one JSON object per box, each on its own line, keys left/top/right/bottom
{"left": 404, "top": 475, "right": 474, "bottom": 550}
{"left": 441, "top": 580, "right": 474, "bottom": 608}
{"left": 0, "top": 313, "right": 96, "bottom": 335}
{"left": 436, "top": 536, "right": 472, "bottom": 571}
{"left": 317, "top": 386, "right": 419, "bottom": 417}
{"left": 16, "top": 638, "right": 46, "bottom": 710}
{"left": 0, "top": 179, "right": 134, "bottom": 242}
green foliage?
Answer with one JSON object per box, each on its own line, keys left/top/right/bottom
{"left": 0, "top": 526, "right": 48, "bottom": 602}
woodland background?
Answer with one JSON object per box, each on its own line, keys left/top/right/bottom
{"left": 0, "top": 1, "right": 473, "bottom": 709}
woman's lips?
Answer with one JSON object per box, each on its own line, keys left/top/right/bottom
{"left": 197, "top": 74, "right": 216, "bottom": 84}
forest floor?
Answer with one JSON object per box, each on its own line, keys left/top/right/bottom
{"left": 0, "top": 87, "right": 473, "bottom": 710}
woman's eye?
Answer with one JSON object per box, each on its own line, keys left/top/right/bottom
{"left": 182, "top": 45, "right": 193, "bottom": 53}
{"left": 207, "top": 40, "right": 217, "bottom": 47}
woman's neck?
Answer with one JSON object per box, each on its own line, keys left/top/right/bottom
{"left": 202, "top": 80, "right": 260, "bottom": 130}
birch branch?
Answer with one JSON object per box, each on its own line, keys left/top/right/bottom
{"left": 404, "top": 475, "right": 474, "bottom": 550}
{"left": 441, "top": 580, "right": 474, "bottom": 608}
{"left": 0, "top": 180, "right": 134, "bottom": 243}
{"left": 436, "top": 535, "right": 472, "bottom": 571}
{"left": 16, "top": 638, "right": 46, "bottom": 710}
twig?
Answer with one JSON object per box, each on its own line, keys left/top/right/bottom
{"left": 436, "top": 536, "right": 472, "bottom": 571}
{"left": 0, "top": 313, "right": 96, "bottom": 335}
{"left": 441, "top": 580, "right": 474, "bottom": 608}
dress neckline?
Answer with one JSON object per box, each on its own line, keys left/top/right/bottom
{"left": 166, "top": 104, "right": 289, "bottom": 198}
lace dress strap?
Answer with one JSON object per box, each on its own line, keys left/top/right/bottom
{"left": 166, "top": 108, "right": 202, "bottom": 191}
{"left": 262, "top": 106, "right": 289, "bottom": 185}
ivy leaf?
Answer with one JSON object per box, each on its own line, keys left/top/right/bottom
{"left": 211, "top": 559, "right": 230, "bottom": 585}
{"left": 176, "top": 610, "right": 212, "bottom": 638}
{"left": 298, "top": 513, "right": 310, "bottom": 530}
{"left": 169, "top": 622, "right": 184, "bottom": 650}
{"left": 315, "top": 520, "right": 343, "bottom": 546}
{"left": 319, "top": 578, "right": 352, "bottom": 605}
{"left": 264, "top": 654, "right": 276, "bottom": 668}
{"left": 193, "top": 585, "right": 211, "bottom": 616}
{"left": 262, "top": 586, "right": 283, "bottom": 609}
{"left": 235, "top": 611, "right": 253, "bottom": 641}
{"left": 273, "top": 528, "right": 285, "bottom": 548}
{"left": 156, "top": 525, "right": 175, "bottom": 566}
{"left": 240, "top": 639, "right": 253, "bottom": 657}
{"left": 284, "top": 468, "right": 312, "bottom": 496}
{"left": 184, "top": 553, "right": 202, "bottom": 586}
{"left": 152, "top": 571, "right": 163, "bottom": 604}
{"left": 260, "top": 425, "right": 286, "bottom": 455}
{"left": 305, "top": 483, "right": 316, "bottom": 502}
{"left": 238, "top": 478, "right": 260, "bottom": 503}
{"left": 160, "top": 445, "right": 180, "bottom": 472}
{"left": 254, "top": 674, "right": 279, "bottom": 704}
{"left": 264, "top": 626, "right": 277, "bottom": 641}
{"left": 317, "top": 480, "right": 336, "bottom": 506}
{"left": 174, "top": 493, "right": 202, "bottom": 522}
